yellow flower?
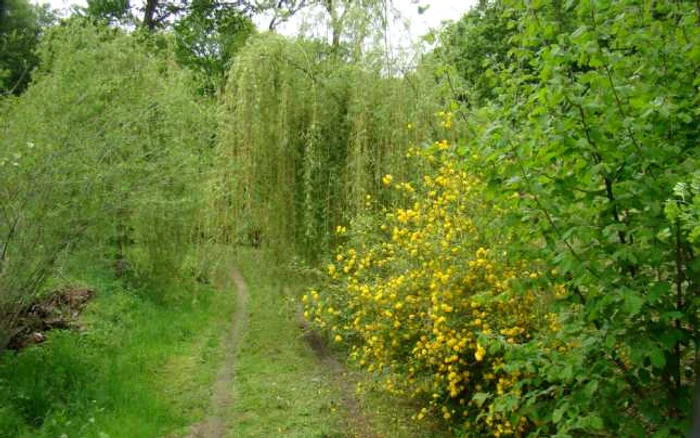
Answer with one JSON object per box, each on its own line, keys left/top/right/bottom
{"left": 475, "top": 342, "right": 486, "bottom": 362}
{"left": 334, "top": 335, "right": 343, "bottom": 343}
{"left": 382, "top": 174, "right": 393, "bottom": 186}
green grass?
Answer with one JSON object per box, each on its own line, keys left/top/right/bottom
{"left": 228, "top": 250, "right": 346, "bottom": 437}
{"left": 0, "top": 249, "right": 235, "bottom": 438}
{"left": 0, "top": 247, "right": 444, "bottom": 438}
{"left": 229, "top": 249, "right": 445, "bottom": 438}
{"left": 355, "top": 379, "right": 448, "bottom": 438}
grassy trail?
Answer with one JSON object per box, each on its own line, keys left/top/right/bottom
{"left": 185, "top": 268, "right": 249, "bottom": 437}
{"left": 222, "top": 253, "right": 350, "bottom": 437}
{"left": 0, "top": 249, "right": 438, "bottom": 437}
{"left": 213, "top": 250, "right": 439, "bottom": 438}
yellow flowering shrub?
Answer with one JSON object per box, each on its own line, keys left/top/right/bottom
{"left": 304, "top": 141, "right": 554, "bottom": 435}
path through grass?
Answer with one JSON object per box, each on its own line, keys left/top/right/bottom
{"left": 0, "top": 248, "right": 442, "bottom": 437}
{"left": 226, "top": 252, "right": 348, "bottom": 437}
{"left": 227, "top": 250, "right": 441, "bottom": 438}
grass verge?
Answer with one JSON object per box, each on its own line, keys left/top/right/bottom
{"left": 0, "top": 249, "right": 234, "bottom": 438}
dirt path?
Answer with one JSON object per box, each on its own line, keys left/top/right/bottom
{"left": 184, "top": 263, "right": 378, "bottom": 438}
{"left": 186, "top": 268, "right": 249, "bottom": 438}
{"left": 295, "top": 303, "right": 376, "bottom": 438}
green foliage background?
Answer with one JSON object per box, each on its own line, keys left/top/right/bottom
{"left": 463, "top": 1, "right": 700, "bottom": 434}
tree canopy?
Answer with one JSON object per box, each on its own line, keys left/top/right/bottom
{"left": 0, "top": 0, "right": 52, "bottom": 94}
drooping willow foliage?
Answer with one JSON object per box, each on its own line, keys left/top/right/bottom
{"left": 214, "top": 33, "right": 443, "bottom": 261}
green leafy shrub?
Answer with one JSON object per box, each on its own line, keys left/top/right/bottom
{"left": 449, "top": 0, "right": 699, "bottom": 435}
{"left": 0, "top": 21, "right": 215, "bottom": 347}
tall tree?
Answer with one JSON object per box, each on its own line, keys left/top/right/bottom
{"left": 173, "top": 0, "right": 255, "bottom": 94}
{"left": 143, "top": 0, "right": 159, "bottom": 28}
{"left": 85, "top": 0, "right": 132, "bottom": 24}
{"left": 0, "top": 0, "right": 51, "bottom": 95}
{"left": 313, "top": 0, "right": 388, "bottom": 61}
{"left": 433, "top": 0, "right": 515, "bottom": 107}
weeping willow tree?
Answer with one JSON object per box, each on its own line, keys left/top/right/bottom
{"left": 214, "top": 32, "right": 442, "bottom": 261}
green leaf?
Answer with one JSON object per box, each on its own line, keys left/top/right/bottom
{"left": 583, "top": 380, "right": 598, "bottom": 398}
{"left": 623, "top": 292, "right": 645, "bottom": 317}
{"left": 561, "top": 363, "right": 574, "bottom": 381}
{"left": 648, "top": 283, "right": 670, "bottom": 302}
{"left": 582, "top": 414, "right": 604, "bottom": 430}
{"left": 649, "top": 348, "right": 666, "bottom": 370}
{"left": 590, "top": 415, "right": 604, "bottom": 429}
{"left": 589, "top": 55, "right": 604, "bottom": 68}
{"left": 553, "top": 404, "right": 567, "bottom": 423}
{"left": 472, "top": 392, "right": 490, "bottom": 407}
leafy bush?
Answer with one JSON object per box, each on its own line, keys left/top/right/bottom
{"left": 305, "top": 140, "right": 557, "bottom": 435}
{"left": 467, "top": 1, "right": 700, "bottom": 434}
{"left": 0, "top": 21, "right": 215, "bottom": 347}
{"left": 307, "top": 1, "right": 700, "bottom": 436}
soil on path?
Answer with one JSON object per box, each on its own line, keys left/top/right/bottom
{"left": 296, "top": 304, "right": 376, "bottom": 438}
{"left": 186, "top": 269, "right": 249, "bottom": 438}
{"left": 185, "top": 265, "right": 378, "bottom": 438}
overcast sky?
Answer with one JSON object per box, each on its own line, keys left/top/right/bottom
{"left": 33, "top": 0, "right": 476, "bottom": 51}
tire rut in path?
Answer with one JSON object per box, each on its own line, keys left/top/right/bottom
{"left": 186, "top": 268, "right": 248, "bottom": 438}
{"left": 296, "top": 304, "right": 377, "bottom": 438}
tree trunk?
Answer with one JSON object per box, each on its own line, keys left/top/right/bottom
{"left": 143, "top": 0, "right": 158, "bottom": 30}
{"left": 323, "top": 0, "right": 343, "bottom": 59}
